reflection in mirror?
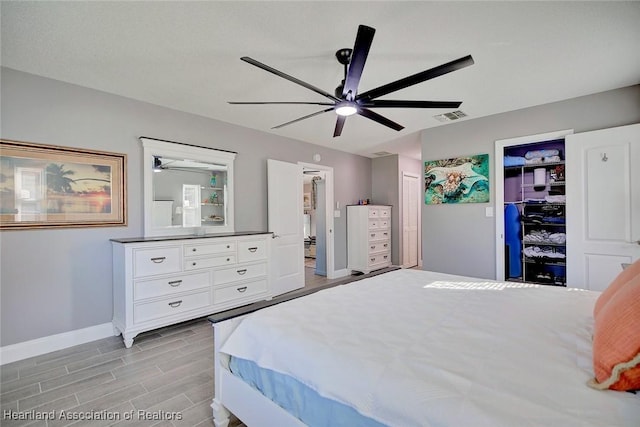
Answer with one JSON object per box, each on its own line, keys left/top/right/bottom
{"left": 141, "top": 138, "right": 236, "bottom": 237}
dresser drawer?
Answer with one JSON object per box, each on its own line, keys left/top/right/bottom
{"left": 368, "top": 253, "right": 390, "bottom": 267}
{"left": 214, "top": 279, "right": 268, "bottom": 305}
{"left": 215, "top": 262, "right": 267, "bottom": 285}
{"left": 134, "top": 290, "right": 211, "bottom": 324}
{"left": 368, "top": 230, "right": 390, "bottom": 241}
{"left": 369, "top": 219, "right": 390, "bottom": 229}
{"left": 368, "top": 208, "right": 379, "bottom": 218}
{"left": 379, "top": 208, "right": 391, "bottom": 218}
{"left": 368, "top": 241, "right": 390, "bottom": 255}
{"left": 184, "top": 241, "right": 236, "bottom": 257}
{"left": 134, "top": 271, "right": 209, "bottom": 301}
{"left": 237, "top": 239, "right": 267, "bottom": 263}
{"left": 134, "top": 247, "right": 182, "bottom": 278}
{"left": 184, "top": 255, "right": 236, "bottom": 271}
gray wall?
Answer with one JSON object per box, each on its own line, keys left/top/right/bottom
{"left": 372, "top": 154, "right": 421, "bottom": 266}
{"left": 420, "top": 85, "right": 640, "bottom": 279}
{"left": 0, "top": 68, "right": 372, "bottom": 346}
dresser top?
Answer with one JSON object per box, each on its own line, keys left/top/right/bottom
{"left": 111, "top": 231, "right": 272, "bottom": 244}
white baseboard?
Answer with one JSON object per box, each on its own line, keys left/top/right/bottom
{"left": 0, "top": 322, "right": 116, "bottom": 365}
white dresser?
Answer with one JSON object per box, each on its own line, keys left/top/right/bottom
{"left": 112, "top": 232, "right": 271, "bottom": 347}
{"left": 347, "top": 205, "right": 392, "bottom": 274}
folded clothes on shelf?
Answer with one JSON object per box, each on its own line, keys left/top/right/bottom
{"left": 504, "top": 155, "right": 526, "bottom": 166}
{"left": 523, "top": 246, "right": 566, "bottom": 259}
{"left": 524, "top": 155, "right": 561, "bottom": 165}
{"left": 525, "top": 149, "right": 559, "bottom": 160}
{"left": 523, "top": 230, "right": 566, "bottom": 244}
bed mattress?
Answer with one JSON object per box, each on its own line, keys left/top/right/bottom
{"left": 221, "top": 269, "right": 640, "bottom": 427}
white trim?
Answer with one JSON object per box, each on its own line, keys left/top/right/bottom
{"left": 332, "top": 268, "right": 350, "bottom": 279}
{"left": 0, "top": 322, "right": 116, "bottom": 365}
{"left": 494, "top": 129, "right": 573, "bottom": 281}
{"left": 298, "top": 162, "right": 337, "bottom": 279}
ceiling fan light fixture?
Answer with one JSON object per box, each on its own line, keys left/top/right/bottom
{"left": 335, "top": 103, "right": 357, "bottom": 117}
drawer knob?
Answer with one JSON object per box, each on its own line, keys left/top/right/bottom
{"left": 370, "top": 258, "right": 375, "bottom": 262}
{"left": 192, "top": 262, "right": 197, "bottom": 266}
{"left": 226, "top": 258, "right": 231, "bottom": 262}
{"left": 168, "top": 300, "right": 183, "bottom": 308}
{"left": 192, "top": 248, "right": 197, "bottom": 252}
{"left": 370, "top": 246, "right": 375, "bottom": 250}
{"left": 383, "top": 243, "right": 388, "bottom": 248}
{"left": 226, "top": 245, "right": 230, "bottom": 249}
{"left": 237, "top": 269, "right": 247, "bottom": 275}
{"left": 150, "top": 257, "right": 166, "bottom": 263}
{"left": 248, "top": 247, "right": 258, "bottom": 253}
{"left": 168, "top": 280, "right": 182, "bottom": 287}
{"left": 237, "top": 286, "right": 247, "bottom": 293}
{"left": 370, "top": 234, "right": 375, "bottom": 238}
{"left": 383, "top": 255, "right": 388, "bottom": 259}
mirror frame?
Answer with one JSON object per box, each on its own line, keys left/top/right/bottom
{"left": 140, "top": 137, "right": 236, "bottom": 237}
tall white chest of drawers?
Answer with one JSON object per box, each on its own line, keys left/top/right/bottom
{"left": 347, "top": 205, "right": 392, "bottom": 274}
{"left": 112, "top": 232, "right": 271, "bottom": 347}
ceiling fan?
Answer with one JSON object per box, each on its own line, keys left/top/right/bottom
{"left": 229, "top": 25, "right": 474, "bottom": 137}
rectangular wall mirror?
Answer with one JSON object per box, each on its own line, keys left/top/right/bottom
{"left": 141, "top": 137, "right": 236, "bottom": 237}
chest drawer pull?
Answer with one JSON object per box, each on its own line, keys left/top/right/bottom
{"left": 168, "top": 300, "right": 183, "bottom": 308}
{"left": 370, "top": 245, "right": 375, "bottom": 250}
{"left": 383, "top": 243, "right": 388, "bottom": 248}
{"left": 237, "top": 286, "right": 247, "bottom": 293}
{"left": 150, "top": 257, "right": 166, "bottom": 263}
{"left": 370, "top": 257, "right": 375, "bottom": 262}
{"left": 192, "top": 248, "right": 197, "bottom": 252}
{"left": 370, "top": 233, "right": 375, "bottom": 238}
{"left": 168, "top": 280, "right": 182, "bottom": 287}
{"left": 227, "top": 245, "right": 231, "bottom": 249}
{"left": 236, "top": 269, "right": 247, "bottom": 275}
{"left": 247, "top": 247, "right": 258, "bottom": 252}
{"left": 192, "top": 262, "right": 197, "bottom": 266}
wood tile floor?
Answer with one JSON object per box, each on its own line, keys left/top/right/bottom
{"left": 0, "top": 267, "right": 398, "bottom": 427}
{"left": 0, "top": 318, "right": 238, "bottom": 427}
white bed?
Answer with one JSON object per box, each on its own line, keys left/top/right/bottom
{"left": 210, "top": 269, "right": 640, "bottom": 427}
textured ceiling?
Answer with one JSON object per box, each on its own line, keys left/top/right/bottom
{"left": 2, "top": 1, "right": 639, "bottom": 160}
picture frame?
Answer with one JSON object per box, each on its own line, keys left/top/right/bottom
{"left": 0, "top": 139, "right": 127, "bottom": 230}
{"left": 424, "top": 153, "right": 490, "bottom": 205}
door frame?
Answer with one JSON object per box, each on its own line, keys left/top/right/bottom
{"left": 401, "top": 171, "right": 421, "bottom": 268}
{"left": 298, "top": 162, "right": 336, "bottom": 279}
{"left": 494, "top": 129, "right": 573, "bottom": 281}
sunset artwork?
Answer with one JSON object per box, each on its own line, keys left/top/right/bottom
{"left": 0, "top": 140, "right": 126, "bottom": 229}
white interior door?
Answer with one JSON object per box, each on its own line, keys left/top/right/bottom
{"left": 268, "top": 159, "right": 305, "bottom": 296}
{"left": 566, "top": 123, "right": 640, "bottom": 290}
{"left": 402, "top": 173, "right": 419, "bottom": 268}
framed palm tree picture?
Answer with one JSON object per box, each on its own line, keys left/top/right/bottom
{"left": 0, "top": 139, "right": 126, "bottom": 229}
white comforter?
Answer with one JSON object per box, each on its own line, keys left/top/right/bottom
{"left": 220, "top": 269, "right": 640, "bottom": 427}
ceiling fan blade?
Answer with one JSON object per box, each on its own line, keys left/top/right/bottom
{"left": 333, "top": 116, "right": 347, "bottom": 137}
{"left": 357, "top": 108, "right": 404, "bottom": 131}
{"left": 356, "top": 55, "right": 474, "bottom": 101}
{"left": 360, "top": 100, "right": 462, "bottom": 109}
{"left": 241, "top": 57, "right": 340, "bottom": 103}
{"left": 229, "top": 101, "right": 335, "bottom": 106}
{"left": 272, "top": 108, "right": 334, "bottom": 130}
{"left": 342, "top": 25, "right": 375, "bottom": 100}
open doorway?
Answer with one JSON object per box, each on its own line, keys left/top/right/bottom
{"left": 299, "top": 162, "right": 336, "bottom": 286}
{"left": 303, "top": 168, "right": 326, "bottom": 278}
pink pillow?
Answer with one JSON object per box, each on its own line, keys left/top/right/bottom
{"left": 589, "top": 274, "right": 640, "bottom": 391}
{"left": 593, "top": 258, "right": 640, "bottom": 319}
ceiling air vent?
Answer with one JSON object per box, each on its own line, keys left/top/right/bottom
{"left": 372, "top": 151, "right": 393, "bottom": 157}
{"left": 433, "top": 110, "right": 468, "bottom": 122}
